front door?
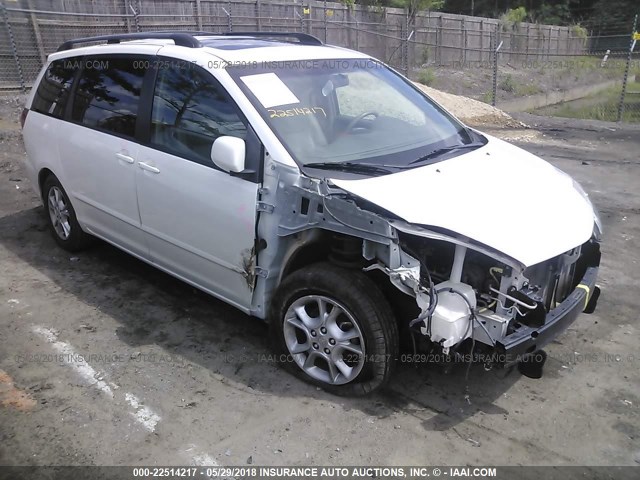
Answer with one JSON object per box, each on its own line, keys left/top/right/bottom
{"left": 135, "top": 61, "right": 259, "bottom": 310}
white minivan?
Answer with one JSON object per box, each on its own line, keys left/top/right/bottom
{"left": 22, "top": 31, "right": 601, "bottom": 395}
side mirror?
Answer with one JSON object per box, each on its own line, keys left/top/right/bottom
{"left": 211, "top": 136, "right": 245, "bottom": 173}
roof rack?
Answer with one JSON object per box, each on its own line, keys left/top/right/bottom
{"left": 216, "top": 32, "right": 323, "bottom": 46}
{"left": 57, "top": 31, "right": 323, "bottom": 52}
{"left": 57, "top": 32, "right": 202, "bottom": 52}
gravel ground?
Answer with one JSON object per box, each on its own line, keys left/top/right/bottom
{"left": 0, "top": 94, "right": 639, "bottom": 472}
{"left": 414, "top": 82, "right": 524, "bottom": 128}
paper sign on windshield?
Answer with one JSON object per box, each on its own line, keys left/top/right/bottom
{"left": 240, "top": 73, "right": 300, "bottom": 108}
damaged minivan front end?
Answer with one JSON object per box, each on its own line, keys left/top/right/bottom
{"left": 381, "top": 221, "right": 601, "bottom": 368}
{"left": 325, "top": 134, "right": 603, "bottom": 371}
{"left": 229, "top": 55, "right": 601, "bottom": 393}
{"left": 254, "top": 149, "right": 601, "bottom": 386}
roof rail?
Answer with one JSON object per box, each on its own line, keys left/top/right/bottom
{"left": 216, "top": 32, "right": 323, "bottom": 46}
{"left": 57, "top": 32, "right": 202, "bottom": 52}
{"left": 56, "top": 30, "right": 324, "bottom": 52}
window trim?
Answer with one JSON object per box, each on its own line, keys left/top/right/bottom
{"left": 66, "top": 53, "right": 155, "bottom": 142}
{"left": 33, "top": 52, "right": 264, "bottom": 183}
{"left": 141, "top": 57, "right": 256, "bottom": 175}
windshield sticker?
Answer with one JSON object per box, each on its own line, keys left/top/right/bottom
{"left": 268, "top": 107, "right": 326, "bottom": 119}
{"left": 240, "top": 73, "right": 300, "bottom": 108}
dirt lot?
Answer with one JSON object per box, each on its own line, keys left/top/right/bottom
{"left": 0, "top": 93, "right": 639, "bottom": 472}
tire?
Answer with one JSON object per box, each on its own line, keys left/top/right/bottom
{"left": 42, "top": 175, "right": 93, "bottom": 252}
{"left": 269, "top": 262, "right": 398, "bottom": 396}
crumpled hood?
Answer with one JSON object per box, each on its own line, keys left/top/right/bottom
{"left": 330, "top": 134, "right": 596, "bottom": 267}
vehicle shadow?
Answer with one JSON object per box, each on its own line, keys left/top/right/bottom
{"left": 0, "top": 206, "right": 526, "bottom": 432}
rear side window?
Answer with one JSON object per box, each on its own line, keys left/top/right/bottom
{"left": 150, "top": 62, "right": 246, "bottom": 165}
{"left": 71, "top": 57, "right": 145, "bottom": 138}
{"left": 31, "top": 60, "right": 75, "bottom": 118}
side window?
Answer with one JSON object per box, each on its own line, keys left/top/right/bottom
{"left": 150, "top": 62, "right": 247, "bottom": 165}
{"left": 31, "top": 59, "right": 75, "bottom": 118}
{"left": 71, "top": 57, "right": 145, "bottom": 138}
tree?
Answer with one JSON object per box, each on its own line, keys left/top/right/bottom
{"left": 358, "top": 0, "right": 444, "bottom": 16}
{"left": 358, "top": 0, "right": 637, "bottom": 31}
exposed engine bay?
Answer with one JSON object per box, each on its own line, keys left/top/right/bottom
{"left": 389, "top": 232, "right": 598, "bottom": 357}
{"left": 254, "top": 161, "right": 602, "bottom": 371}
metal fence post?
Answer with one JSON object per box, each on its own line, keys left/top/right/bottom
{"left": 491, "top": 24, "right": 502, "bottom": 107}
{"left": 480, "top": 19, "right": 484, "bottom": 64}
{"left": 256, "top": 0, "right": 261, "bottom": 32}
{"left": 354, "top": 11, "right": 359, "bottom": 51}
{"left": 460, "top": 18, "right": 465, "bottom": 66}
{"left": 129, "top": 1, "right": 141, "bottom": 33}
{"left": 436, "top": 15, "right": 442, "bottom": 65}
{"left": 222, "top": 2, "right": 232, "bottom": 32}
{"left": 402, "top": 10, "right": 409, "bottom": 76}
{"left": 195, "top": 0, "right": 203, "bottom": 31}
{"left": 1, "top": 3, "right": 26, "bottom": 92}
{"left": 27, "top": 0, "right": 46, "bottom": 65}
{"left": 617, "top": 14, "right": 638, "bottom": 123}
{"left": 124, "top": 0, "right": 132, "bottom": 32}
{"left": 324, "top": 0, "right": 328, "bottom": 43}
{"left": 296, "top": 9, "right": 304, "bottom": 34}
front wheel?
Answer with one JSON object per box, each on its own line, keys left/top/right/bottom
{"left": 269, "top": 263, "right": 398, "bottom": 396}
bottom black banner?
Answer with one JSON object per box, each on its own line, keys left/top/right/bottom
{"left": 0, "top": 466, "right": 637, "bottom": 480}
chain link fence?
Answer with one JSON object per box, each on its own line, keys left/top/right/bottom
{"left": 1, "top": 0, "right": 638, "bottom": 123}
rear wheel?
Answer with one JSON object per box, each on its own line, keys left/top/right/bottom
{"left": 43, "top": 175, "right": 92, "bottom": 252}
{"left": 270, "top": 263, "right": 398, "bottom": 396}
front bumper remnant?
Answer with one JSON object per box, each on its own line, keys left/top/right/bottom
{"left": 497, "top": 265, "right": 599, "bottom": 366}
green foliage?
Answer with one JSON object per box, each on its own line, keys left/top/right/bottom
{"left": 498, "top": 74, "right": 516, "bottom": 93}
{"left": 517, "top": 84, "right": 543, "bottom": 96}
{"left": 531, "top": 3, "right": 571, "bottom": 25}
{"left": 342, "top": 0, "right": 356, "bottom": 8}
{"left": 358, "top": 1, "right": 636, "bottom": 35}
{"left": 500, "top": 7, "right": 527, "bottom": 32}
{"left": 571, "top": 24, "right": 588, "bottom": 40}
{"left": 503, "top": 7, "right": 527, "bottom": 24}
{"left": 417, "top": 68, "right": 435, "bottom": 85}
{"left": 388, "top": 0, "right": 444, "bottom": 9}
{"left": 536, "top": 82, "right": 640, "bottom": 123}
{"left": 360, "top": 0, "right": 444, "bottom": 14}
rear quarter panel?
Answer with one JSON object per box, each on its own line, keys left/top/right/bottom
{"left": 23, "top": 111, "right": 65, "bottom": 201}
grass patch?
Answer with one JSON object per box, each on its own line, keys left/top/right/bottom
{"left": 533, "top": 81, "right": 640, "bottom": 123}
{"left": 481, "top": 91, "right": 493, "bottom": 104}
{"left": 417, "top": 68, "right": 435, "bottom": 86}
{"left": 497, "top": 75, "right": 540, "bottom": 96}
{"left": 499, "top": 74, "right": 516, "bottom": 93}
{"left": 517, "top": 83, "right": 543, "bottom": 96}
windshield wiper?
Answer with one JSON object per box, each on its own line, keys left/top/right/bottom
{"left": 304, "top": 161, "right": 395, "bottom": 175}
{"left": 408, "top": 142, "right": 485, "bottom": 166}
{"left": 304, "top": 141, "right": 486, "bottom": 174}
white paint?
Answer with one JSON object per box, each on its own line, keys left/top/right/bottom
{"left": 240, "top": 73, "right": 300, "bottom": 108}
{"left": 124, "top": 393, "right": 161, "bottom": 432}
{"left": 32, "top": 326, "right": 114, "bottom": 398}
{"left": 7, "top": 299, "right": 20, "bottom": 305}
{"left": 32, "top": 326, "right": 162, "bottom": 433}
{"left": 330, "top": 134, "right": 596, "bottom": 267}
{"left": 191, "top": 452, "right": 220, "bottom": 466}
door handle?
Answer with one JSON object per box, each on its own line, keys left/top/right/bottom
{"left": 115, "top": 153, "right": 135, "bottom": 164}
{"left": 138, "top": 162, "right": 160, "bottom": 174}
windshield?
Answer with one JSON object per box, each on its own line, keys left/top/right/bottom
{"left": 228, "top": 59, "right": 483, "bottom": 175}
